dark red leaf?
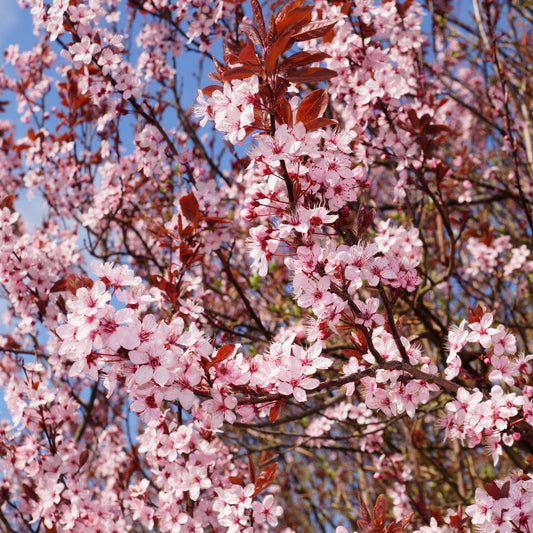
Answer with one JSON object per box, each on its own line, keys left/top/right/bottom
{"left": 22, "top": 484, "right": 39, "bottom": 502}
{"left": 0, "top": 194, "right": 16, "bottom": 210}
{"left": 303, "top": 117, "right": 337, "bottom": 130}
{"left": 274, "top": 0, "right": 305, "bottom": 27}
{"left": 291, "top": 19, "right": 338, "bottom": 42}
{"left": 500, "top": 480, "right": 510, "bottom": 498}
{"left": 484, "top": 481, "right": 501, "bottom": 500}
{"left": 373, "top": 494, "right": 386, "bottom": 529}
{"left": 424, "top": 124, "right": 451, "bottom": 135}
{"left": 50, "top": 278, "right": 68, "bottom": 293}
{"left": 279, "top": 51, "right": 331, "bottom": 71}
{"left": 295, "top": 89, "right": 328, "bottom": 124}
{"left": 65, "top": 274, "right": 94, "bottom": 295}
{"left": 79, "top": 449, "right": 90, "bottom": 468}
{"left": 267, "top": 9, "right": 276, "bottom": 45}
{"left": 250, "top": 0, "right": 266, "bottom": 44}
{"left": 407, "top": 108, "right": 420, "bottom": 129}
{"left": 220, "top": 66, "right": 260, "bottom": 82}
{"left": 179, "top": 242, "right": 198, "bottom": 264}
{"left": 275, "top": 5, "right": 314, "bottom": 37}
{"left": 247, "top": 454, "right": 256, "bottom": 484}
{"left": 283, "top": 66, "right": 338, "bottom": 83}
{"left": 229, "top": 476, "right": 245, "bottom": 487}
{"left": 239, "top": 22, "right": 263, "bottom": 46}
{"left": 253, "top": 463, "right": 278, "bottom": 497}
{"left": 239, "top": 39, "right": 261, "bottom": 66}
{"left": 358, "top": 494, "right": 371, "bottom": 524}
{"left": 396, "top": 0, "right": 415, "bottom": 17}
{"left": 265, "top": 33, "right": 293, "bottom": 74}
{"left": 202, "top": 84, "right": 223, "bottom": 97}
{"left": 214, "top": 344, "right": 236, "bottom": 364}
{"left": 269, "top": 401, "right": 282, "bottom": 423}
{"left": 275, "top": 96, "right": 293, "bottom": 126}
{"left": 179, "top": 193, "right": 199, "bottom": 223}
{"left": 385, "top": 512, "right": 414, "bottom": 532}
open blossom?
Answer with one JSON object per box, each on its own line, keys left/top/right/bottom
{"left": 353, "top": 297, "right": 385, "bottom": 328}
{"left": 252, "top": 495, "right": 283, "bottom": 526}
{"left": 468, "top": 313, "right": 499, "bottom": 349}
{"left": 247, "top": 225, "right": 280, "bottom": 276}
{"left": 70, "top": 36, "right": 101, "bottom": 65}
{"left": 129, "top": 340, "right": 178, "bottom": 386}
{"left": 294, "top": 205, "right": 338, "bottom": 233}
{"left": 202, "top": 389, "right": 238, "bottom": 429}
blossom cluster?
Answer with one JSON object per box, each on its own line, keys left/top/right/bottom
{"left": 466, "top": 474, "right": 533, "bottom": 533}
{"left": 1, "top": 0, "right": 533, "bottom": 530}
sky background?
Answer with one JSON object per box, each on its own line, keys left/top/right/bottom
{"left": 1, "top": 0, "right": 35, "bottom": 53}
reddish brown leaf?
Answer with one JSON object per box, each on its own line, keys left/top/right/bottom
{"left": 27, "top": 128, "right": 36, "bottom": 141}
{"left": 214, "top": 344, "right": 236, "bottom": 364}
{"left": 468, "top": 303, "right": 487, "bottom": 323}
{"left": 152, "top": 275, "right": 178, "bottom": 304}
{"left": 283, "top": 66, "right": 338, "bottom": 83}
{"left": 239, "top": 39, "right": 261, "bottom": 66}
{"left": 201, "top": 84, "right": 223, "bottom": 97}
{"left": 239, "top": 22, "right": 263, "bottom": 46}
{"left": 224, "top": 43, "right": 240, "bottom": 66}
{"left": 50, "top": 278, "right": 68, "bottom": 293}
{"left": 360, "top": 524, "right": 381, "bottom": 533}
{"left": 266, "top": 9, "right": 276, "bottom": 45}
{"left": 278, "top": 50, "right": 331, "bottom": 71}
{"left": 275, "top": 5, "right": 314, "bottom": 37}
{"left": 274, "top": 0, "right": 305, "bottom": 27}
{"left": 295, "top": 89, "right": 328, "bottom": 124}
{"left": 64, "top": 274, "right": 94, "bottom": 295}
{"left": 407, "top": 108, "right": 420, "bottom": 130}
{"left": 373, "top": 494, "right": 386, "bottom": 530}
{"left": 484, "top": 481, "right": 501, "bottom": 500}
{"left": 179, "top": 193, "right": 199, "bottom": 223}
{"left": 303, "top": 117, "right": 337, "bottom": 130}
{"left": 253, "top": 463, "right": 278, "bottom": 497}
{"left": 250, "top": 0, "right": 266, "bottom": 43}
{"left": 179, "top": 242, "right": 199, "bottom": 264}
{"left": 500, "top": 480, "right": 510, "bottom": 498}
{"left": 22, "top": 484, "right": 39, "bottom": 502}
{"left": 0, "top": 194, "right": 16, "bottom": 210}
{"left": 424, "top": 124, "right": 451, "bottom": 136}
{"left": 275, "top": 96, "right": 293, "bottom": 126}
{"left": 202, "top": 216, "right": 231, "bottom": 226}
{"left": 396, "top": 0, "right": 415, "bottom": 17}
{"left": 269, "top": 401, "right": 282, "bottom": 423}
{"left": 356, "top": 203, "right": 375, "bottom": 238}
{"left": 265, "top": 33, "right": 293, "bottom": 74}
{"left": 36, "top": 297, "right": 47, "bottom": 317}
{"left": 291, "top": 19, "right": 338, "bottom": 42}
{"left": 79, "top": 449, "right": 90, "bottom": 468}
{"left": 247, "top": 454, "right": 256, "bottom": 484}
{"left": 228, "top": 476, "right": 245, "bottom": 487}
{"left": 385, "top": 512, "right": 414, "bottom": 532}
{"left": 448, "top": 507, "right": 466, "bottom": 531}
{"left": 220, "top": 66, "right": 260, "bottom": 82}
{"left": 358, "top": 494, "right": 371, "bottom": 524}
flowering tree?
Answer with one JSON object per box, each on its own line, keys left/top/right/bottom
{"left": 1, "top": 0, "right": 533, "bottom": 530}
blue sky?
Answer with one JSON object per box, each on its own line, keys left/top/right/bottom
{"left": 1, "top": 0, "right": 35, "bottom": 53}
